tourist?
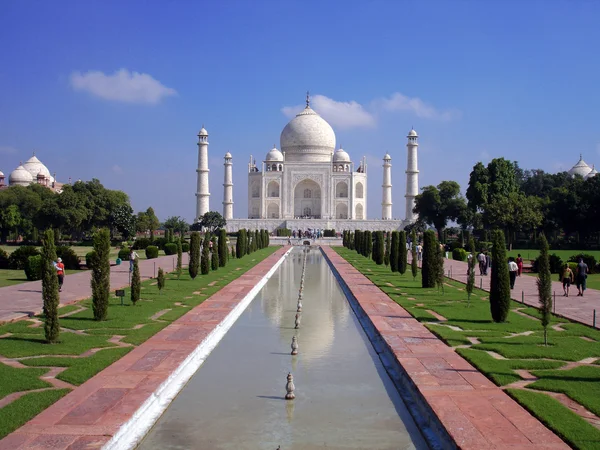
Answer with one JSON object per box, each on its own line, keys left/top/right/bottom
{"left": 477, "top": 251, "right": 486, "bottom": 275}
{"left": 576, "top": 258, "right": 589, "bottom": 297}
{"left": 129, "top": 249, "right": 139, "bottom": 273}
{"left": 516, "top": 254, "right": 524, "bottom": 276}
{"left": 485, "top": 252, "right": 492, "bottom": 275}
{"left": 55, "top": 257, "right": 65, "bottom": 292}
{"left": 561, "top": 264, "right": 574, "bottom": 297}
{"left": 416, "top": 242, "right": 423, "bottom": 261}
{"left": 508, "top": 257, "right": 518, "bottom": 289}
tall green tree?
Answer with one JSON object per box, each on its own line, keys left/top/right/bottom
{"left": 91, "top": 228, "right": 111, "bottom": 321}
{"left": 211, "top": 236, "right": 219, "bottom": 270}
{"left": 421, "top": 230, "right": 437, "bottom": 288}
{"left": 164, "top": 216, "right": 189, "bottom": 237}
{"left": 110, "top": 204, "right": 137, "bottom": 240}
{"left": 399, "top": 231, "right": 407, "bottom": 275}
{"left": 176, "top": 237, "right": 183, "bottom": 278}
{"left": 466, "top": 237, "right": 476, "bottom": 306}
{"left": 218, "top": 229, "right": 227, "bottom": 267}
{"left": 188, "top": 231, "right": 200, "bottom": 279}
{"left": 196, "top": 211, "right": 226, "bottom": 233}
{"left": 354, "top": 230, "right": 362, "bottom": 255}
{"left": 365, "top": 231, "right": 373, "bottom": 258}
{"left": 413, "top": 181, "right": 467, "bottom": 241}
{"left": 410, "top": 230, "right": 418, "bottom": 281}
{"left": 490, "top": 229, "right": 511, "bottom": 322}
{"left": 384, "top": 232, "right": 391, "bottom": 266}
{"left": 41, "top": 229, "right": 60, "bottom": 343}
{"left": 390, "top": 231, "right": 399, "bottom": 272}
{"left": 537, "top": 234, "right": 552, "bottom": 345}
{"left": 466, "top": 162, "right": 489, "bottom": 213}
{"left": 201, "top": 233, "right": 211, "bottom": 275}
{"left": 157, "top": 267, "right": 165, "bottom": 294}
{"left": 373, "top": 231, "right": 384, "bottom": 265}
{"left": 131, "top": 259, "right": 141, "bottom": 305}
{"left": 435, "top": 240, "right": 445, "bottom": 293}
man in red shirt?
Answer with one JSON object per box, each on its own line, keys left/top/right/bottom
{"left": 55, "top": 257, "right": 65, "bottom": 292}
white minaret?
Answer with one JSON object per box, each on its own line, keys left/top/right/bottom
{"left": 223, "top": 152, "right": 233, "bottom": 219}
{"left": 382, "top": 153, "right": 392, "bottom": 219}
{"left": 405, "top": 129, "right": 419, "bottom": 223}
{"left": 196, "top": 126, "right": 210, "bottom": 220}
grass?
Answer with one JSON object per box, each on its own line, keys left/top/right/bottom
{"left": 0, "top": 269, "right": 79, "bottom": 288}
{"left": 0, "top": 246, "right": 279, "bottom": 439}
{"left": 505, "top": 249, "right": 600, "bottom": 262}
{"left": 334, "top": 246, "right": 600, "bottom": 450}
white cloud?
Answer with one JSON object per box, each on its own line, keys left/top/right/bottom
{"left": 0, "top": 145, "right": 18, "bottom": 155}
{"left": 282, "top": 94, "right": 376, "bottom": 129}
{"left": 374, "top": 92, "right": 461, "bottom": 121}
{"left": 112, "top": 164, "right": 123, "bottom": 174}
{"left": 70, "top": 69, "right": 177, "bottom": 104}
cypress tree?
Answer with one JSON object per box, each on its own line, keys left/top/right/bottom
{"left": 211, "top": 236, "right": 219, "bottom": 270}
{"left": 374, "top": 231, "right": 384, "bottom": 265}
{"left": 421, "top": 230, "right": 437, "bottom": 288}
{"left": 399, "top": 231, "right": 407, "bottom": 275}
{"left": 201, "top": 233, "right": 211, "bottom": 275}
{"left": 246, "top": 229, "right": 251, "bottom": 255}
{"left": 176, "top": 237, "right": 183, "bottom": 279}
{"left": 537, "top": 234, "right": 552, "bottom": 345}
{"left": 490, "top": 229, "right": 510, "bottom": 322}
{"left": 41, "top": 229, "right": 60, "bottom": 343}
{"left": 92, "top": 228, "right": 111, "bottom": 321}
{"left": 390, "top": 231, "right": 399, "bottom": 272}
{"left": 466, "top": 237, "right": 476, "bottom": 306}
{"left": 231, "top": 246, "right": 236, "bottom": 258}
{"left": 254, "top": 230, "right": 259, "bottom": 251}
{"left": 410, "top": 230, "right": 418, "bottom": 281}
{"left": 131, "top": 259, "right": 141, "bottom": 305}
{"left": 355, "top": 230, "right": 362, "bottom": 254}
{"left": 384, "top": 232, "right": 391, "bottom": 266}
{"left": 436, "top": 240, "right": 445, "bottom": 293}
{"left": 348, "top": 232, "right": 354, "bottom": 250}
{"left": 157, "top": 267, "right": 165, "bottom": 294}
{"left": 189, "top": 231, "right": 200, "bottom": 279}
{"left": 365, "top": 231, "right": 373, "bottom": 258}
{"left": 218, "top": 229, "right": 227, "bottom": 267}
{"left": 235, "top": 230, "right": 243, "bottom": 258}
{"left": 265, "top": 230, "right": 270, "bottom": 247}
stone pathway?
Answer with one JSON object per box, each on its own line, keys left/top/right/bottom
{"left": 424, "top": 256, "right": 600, "bottom": 328}
{"left": 322, "top": 246, "right": 568, "bottom": 450}
{"left": 0, "top": 247, "right": 288, "bottom": 450}
{"left": 0, "top": 254, "right": 188, "bottom": 323}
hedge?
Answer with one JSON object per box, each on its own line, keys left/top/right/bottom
{"left": 145, "top": 245, "right": 159, "bottom": 259}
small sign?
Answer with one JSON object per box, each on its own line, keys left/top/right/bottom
{"left": 115, "top": 289, "right": 125, "bottom": 297}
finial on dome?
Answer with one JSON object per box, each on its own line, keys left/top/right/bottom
{"left": 306, "top": 91, "right": 310, "bottom": 108}
{"left": 32, "top": 150, "right": 35, "bottom": 156}
{"left": 580, "top": 153, "right": 583, "bottom": 160}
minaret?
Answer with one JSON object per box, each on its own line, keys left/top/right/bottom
{"left": 382, "top": 153, "right": 392, "bottom": 219}
{"left": 223, "top": 152, "right": 233, "bottom": 219}
{"left": 405, "top": 129, "right": 419, "bottom": 223}
{"left": 196, "top": 126, "right": 210, "bottom": 220}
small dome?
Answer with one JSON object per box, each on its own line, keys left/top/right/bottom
{"left": 408, "top": 129, "right": 418, "bottom": 137}
{"left": 333, "top": 147, "right": 350, "bottom": 162}
{"left": 265, "top": 146, "right": 284, "bottom": 162}
{"left": 9, "top": 164, "right": 34, "bottom": 185}
{"left": 198, "top": 127, "right": 208, "bottom": 136}
{"left": 23, "top": 154, "right": 51, "bottom": 180}
{"left": 224, "top": 152, "right": 232, "bottom": 159}
{"left": 383, "top": 153, "right": 391, "bottom": 161}
{"left": 569, "top": 155, "right": 592, "bottom": 178}
{"left": 585, "top": 165, "right": 598, "bottom": 179}
{"left": 0, "top": 170, "right": 4, "bottom": 177}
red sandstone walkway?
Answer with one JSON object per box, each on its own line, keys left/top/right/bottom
{"left": 439, "top": 256, "right": 600, "bottom": 328}
{"left": 0, "top": 246, "right": 288, "bottom": 450}
{"left": 0, "top": 254, "right": 189, "bottom": 323}
{"left": 322, "top": 246, "right": 568, "bottom": 450}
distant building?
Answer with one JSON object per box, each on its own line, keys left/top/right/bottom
{"left": 1, "top": 153, "right": 65, "bottom": 192}
{"left": 568, "top": 154, "right": 598, "bottom": 179}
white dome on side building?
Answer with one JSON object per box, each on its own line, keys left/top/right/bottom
{"left": 23, "top": 154, "right": 51, "bottom": 180}
{"left": 9, "top": 164, "right": 34, "bottom": 186}
{"left": 265, "top": 146, "right": 284, "bottom": 162}
{"left": 568, "top": 155, "right": 592, "bottom": 178}
{"left": 333, "top": 147, "right": 351, "bottom": 162}
{"left": 585, "top": 165, "right": 598, "bottom": 179}
{"left": 280, "top": 103, "right": 336, "bottom": 163}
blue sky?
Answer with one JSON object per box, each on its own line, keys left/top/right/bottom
{"left": 1, "top": 0, "right": 599, "bottom": 222}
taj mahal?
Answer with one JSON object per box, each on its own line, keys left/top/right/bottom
{"left": 194, "top": 94, "right": 420, "bottom": 233}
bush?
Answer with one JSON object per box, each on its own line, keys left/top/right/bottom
{"left": 92, "top": 229, "right": 111, "bottom": 321}
{"left": 85, "top": 251, "right": 97, "bottom": 270}
{"left": 118, "top": 247, "right": 131, "bottom": 261}
{"left": 533, "top": 253, "right": 563, "bottom": 274}
{"left": 153, "top": 237, "right": 168, "bottom": 250}
{"left": 567, "top": 253, "right": 597, "bottom": 273}
{"left": 323, "top": 229, "right": 336, "bottom": 237}
{"left": 452, "top": 248, "right": 467, "bottom": 261}
{"left": 276, "top": 228, "right": 291, "bottom": 237}
{"left": 181, "top": 242, "right": 190, "bottom": 253}
{"left": 8, "top": 246, "right": 40, "bottom": 270}
{"left": 164, "top": 243, "right": 177, "bottom": 255}
{"left": 0, "top": 248, "right": 9, "bottom": 269}
{"left": 476, "top": 241, "right": 492, "bottom": 251}
{"left": 421, "top": 230, "right": 437, "bottom": 288}
{"left": 24, "top": 255, "right": 43, "bottom": 281}
{"left": 449, "top": 241, "right": 463, "bottom": 251}
{"left": 490, "top": 229, "right": 511, "bottom": 323}
{"left": 56, "top": 246, "right": 81, "bottom": 270}
{"left": 41, "top": 229, "right": 60, "bottom": 342}
{"left": 145, "top": 245, "right": 159, "bottom": 259}
{"left": 132, "top": 237, "right": 152, "bottom": 250}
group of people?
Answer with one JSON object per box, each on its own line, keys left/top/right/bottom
{"left": 561, "top": 258, "right": 589, "bottom": 297}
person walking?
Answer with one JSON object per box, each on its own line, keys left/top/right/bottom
{"left": 55, "top": 257, "right": 65, "bottom": 292}
{"left": 416, "top": 242, "right": 423, "bottom": 262}
{"left": 129, "top": 249, "right": 139, "bottom": 273}
{"left": 561, "top": 264, "right": 574, "bottom": 297}
{"left": 477, "top": 251, "right": 486, "bottom": 275}
{"left": 576, "top": 258, "right": 589, "bottom": 297}
{"left": 516, "top": 254, "right": 524, "bottom": 276}
{"left": 508, "top": 257, "right": 518, "bottom": 289}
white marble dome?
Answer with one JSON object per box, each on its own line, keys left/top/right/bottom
{"left": 408, "top": 129, "right": 418, "bottom": 137}
{"left": 265, "top": 146, "right": 283, "bottom": 162}
{"left": 23, "top": 154, "right": 51, "bottom": 180}
{"left": 585, "top": 165, "right": 598, "bottom": 179}
{"left": 569, "top": 155, "right": 592, "bottom": 178}
{"left": 333, "top": 147, "right": 350, "bottom": 162}
{"left": 383, "top": 153, "right": 391, "bottom": 161}
{"left": 9, "top": 164, "right": 34, "bottom": 186}
{"left": 198, "top": 127, "right": 208, "bottom": 136}
{"left": 280, "top": 106, "right": 336, "bottom": 163}
{"left": 224, "top": 152, "right": 232, "bottom": 159}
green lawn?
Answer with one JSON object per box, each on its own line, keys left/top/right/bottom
{"left": 505, "top": 249, "right": 600, "bottom": 263}
{"left": 0, "top": 246, "right": 279, "bottom": 439}
{"left": 334, "top": 246, "right": 600, "bottom": 450}
{"left": 0, "top": 269, "right": 79, "bottom": 288}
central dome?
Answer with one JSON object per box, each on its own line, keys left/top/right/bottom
{"left": 280, "top": 105, "right": 336, "bottom": 162}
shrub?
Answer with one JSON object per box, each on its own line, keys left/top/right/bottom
{"left": 56, "top": 246, "right": 81, "bottom": 270}
{"left": 118, "top": 247, "right": 130, "bottom": 261}
{"left": 537, "top": 234, "right": 552, "bottom": 345}
{"left": 567, "top": 253, "right": 597, "bottom": 273}
{"left": 91, "top": 229, "right": 111, "bottom": 321}
{"left": 188, "top": 232, "right": 200, "bottom": 279}
{"left": 131, "top": 259, "right": 140, "bottom": 305}
{"left": 176, "top": 238, "right": 183, "bottom": 278}
{"left": 157, "top": 267, "right": 165, "bottom": 293}
{"left": 132, "top": 237, "right": 152, "bottom": 250}
{"left": 41, "top": 229, "right": 60, "bottom": 342}
{"left": 390, "top": 231, "right": 399, "bottom": 272}
{"left": 85, "top": 251, "right": 97, "bottom": 270}
{"left": 373, "top": 231, "right": 384, "bottom": 265}
{"left": 533, "top": 253, "right": 563, "bottom": 274}
{"left": 145, "top": 245, "right": 159, "bottom": 259}
{"left": 181, "top": 242, "right": 190, "bottom": 253}
{"left": 211, "top": 236, "right": 219, "bottom": 270}
{"left": 490, "top": 229, "right": 510, "bottom": 323}
{"left": 24, "top": 255, "right": 43, "bottom": 281}
{"left": 399, "top": 231, "right": 407, "bottom": 275}
{"left": 323, "top": 229, "right": 336, "bottom": 237}
{"left": 276, "top": 228, "right": 292, "bottom": 237}
{"left": 421, "top": 230, "right": 437, "bottom": 288}
{"left": 0, "top": 248, "right": 9, "bottom": 269}
{"left": 384, "top": 232, "right": 391, "bottom": 266}
{"left": 218, "top": 229, "right": 227, "bottom": 267}
{"left": 201, "top": 233, "right": 210, "bottom": 274}
{"left": 452, "top": 248, "right": 467, "bottom": 261}
{"left": 164, "top": 243, "right": 177, "bottom": 255}
{"left": 8, "top": 246, "right": 40, "bottom": 270}
{"left": 153, "top": 237, "right": 168, "bottom": 250}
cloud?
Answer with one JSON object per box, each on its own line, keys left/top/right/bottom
{"left": 480, "top": 150, "right": 491, "bottom": 162}
{"left": 374, "top": 92, "right": 461, "bottom": 121}
{"left": 0, "top": 145, "right": 18, "bottom": 155}
{"left": 112, "top": 164, "right": 123, "bottom": 174}
{"left": 70, "top": 69, "right": 177, "bottom": 104}
{"left": 282, "top": 94, "right": 376, "bottom": 129}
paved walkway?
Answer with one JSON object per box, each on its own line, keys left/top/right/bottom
{"left": 322, "top": 246, "right": 567, "bottom": 450}
{"left": 0, "top": 254, "right": 188, "bottom": 323}
{"left": 0, "top": 246, "right": 289, "bottom": 450}
{"left": 438, "top": 256, "right": 600, "bottom": 328}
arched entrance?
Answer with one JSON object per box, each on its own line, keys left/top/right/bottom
{"left": 336, "top": 203, "right": 348, "bottom": 219}
{"left": 294, "top": 179, "right": 321, "bottom": 218}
